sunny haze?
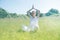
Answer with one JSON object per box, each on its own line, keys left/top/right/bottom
{"left": 0, "top": 0, "right": 60, "bottom": 14}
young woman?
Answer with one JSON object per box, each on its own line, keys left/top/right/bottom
{"left": 22, "top": 6, "right": 40, "bottom": 32}
{"left": 27, "top": 7, "right": 40, "bottom": 31}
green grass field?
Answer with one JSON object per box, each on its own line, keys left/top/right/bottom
{"left": 0, "top": 16, "right": 60, "bottom": 40}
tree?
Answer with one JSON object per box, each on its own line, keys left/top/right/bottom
{"left": 45, "top": 12, "right": 52, "bottom": 16}
{"left": 40, "top": 13, "right": 43, "bottom": 17}
{"left": 8, "top": 13, "right": 18, "bottom": 18}
{"left": 45, "top": 8, "right": 59, "bottom": 16}
{"left": 0, "top": 8, "right": 8, "bottom": 18}
{"left": 49, "top": 8, "right": 59, "bottom": 14}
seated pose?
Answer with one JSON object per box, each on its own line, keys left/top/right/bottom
{"left": 22, "top": 6, "right": 40, "bottom": 32}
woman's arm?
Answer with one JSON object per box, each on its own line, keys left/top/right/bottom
{"left": 27, "top": 9, "right": 32, "bottom": 17}
{"left": 35, "top": 9, "right": 40, "bottom": 17}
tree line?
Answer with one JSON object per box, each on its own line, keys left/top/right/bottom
{"left": 0, "top": 8, "right": 18, "bottom": 18}
{"left": 0, "top": 8, "right": 59, "bottom": 18}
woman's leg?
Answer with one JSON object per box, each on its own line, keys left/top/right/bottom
{"left": 22, "top": 25, "right": 30, "bottom": 32}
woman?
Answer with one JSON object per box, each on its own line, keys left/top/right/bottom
{"left": 22, "top": 6, "right": 40, "bottom": 32}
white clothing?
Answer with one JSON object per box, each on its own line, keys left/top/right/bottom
{"left": 29, "top": 16, "right": 39, "bottom": 31}
{"left": 22, "top": 16, "right": 39, "bottom": 32}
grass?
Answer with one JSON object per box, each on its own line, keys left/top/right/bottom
{"left": 0, "top": 16, "right": 60, "bottom": 40}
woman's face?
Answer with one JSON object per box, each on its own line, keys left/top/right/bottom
{"left": 31, "top": 11, "right": 36, "bottom": 17}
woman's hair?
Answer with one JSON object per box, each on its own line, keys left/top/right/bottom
{"left": 30, "top": 11, "right": 36, "bottom": 16}
{"left": 36, "top": 10, "right": 40, "bottom": 16}
{"left": 30, "top": 10, "right": 40, "bottom": 16}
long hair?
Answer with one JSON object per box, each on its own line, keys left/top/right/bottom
{"left": 36, "top": 10, "right": 40, "bottom": 16}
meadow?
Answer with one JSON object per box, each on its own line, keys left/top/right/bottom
{"left": 0, "top": 16, "right": 60, "bottom": 40}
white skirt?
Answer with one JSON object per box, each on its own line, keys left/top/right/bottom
{"left": 29, "top": 23, "right": 39, "bottom": 31}
{"left": 22, "top": 24, "right": 39, "bottom": 32}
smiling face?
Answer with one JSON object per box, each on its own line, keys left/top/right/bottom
{"left": 31, "top": 11, "right": 36, "bottom": 17}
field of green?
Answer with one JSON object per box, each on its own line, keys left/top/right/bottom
{"left": 0, "top": 16, "right": 60, "bottom": 40}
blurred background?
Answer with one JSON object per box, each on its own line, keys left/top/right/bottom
{"left": 0, "top": 0, "right": 60, "bottom": 40}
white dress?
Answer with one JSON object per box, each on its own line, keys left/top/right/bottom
{"left": 22, "top": 16, "right": 39, "bottom": 32}
{"left": 29, "top": 16, "right": 39, "bottom": 31}
{"left": 22, "top": 9, "right": 40, "bottom": 32}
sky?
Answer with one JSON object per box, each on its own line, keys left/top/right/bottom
{"left": 0, "top": 0, "right": 60, "bottom": 14}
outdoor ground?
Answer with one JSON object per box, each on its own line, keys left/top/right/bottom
{"left": 0, "top": 16, "right": 60, "bottom": 40}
